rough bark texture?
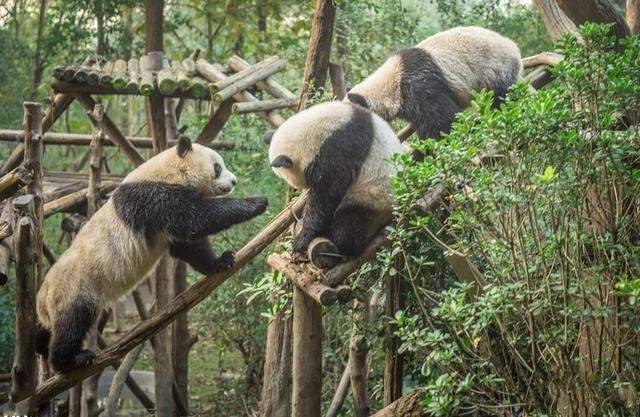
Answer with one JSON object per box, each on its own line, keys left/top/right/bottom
{"left": 1, "top": 93, "right": 74, "bottom": 175}
{"left": 0, "top": 168, "right": 31, "bottom": 201}
{"left": 371, "top": 390, "right": 426, "bottom": 417}
{"left": 532, "top": 0, "right": 580, "bottom": 41}
{"left": 349, "top": 335, "right": 370, "bottom": 417}
{"left": 298, "top": 0, "right": 336, "bottom": 109}
{"left": 10, "top": 197, "right": 37, "bottom": 413}
{"left": 292, "top": 287, "right": 323, "bottom": 417}
{"left": 260, "top": 308, "right": 293, "bottom": 417}
{"left": 22, "top": 102, "right": 44, "bottom": 286}
{"left": 172, "top": 261, "right": 190, "bottom": 414}
{"left": 384, "top": 266, "right": 404, "bottom": 405}
{"left": 195, "top": 100, "right": 234, "bottom": 145}
{"left": 628, "top": 0, "right": 640, "bottom": 34}
{"left": 556, "top": 0, "right": 631, "bottom": 38}
{"left": 145, "top": 0, "right": 164, "bottom": 52}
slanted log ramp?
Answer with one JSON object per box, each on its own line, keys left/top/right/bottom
{"left": 0, "top": 8, "right": 563, "bottom": 417}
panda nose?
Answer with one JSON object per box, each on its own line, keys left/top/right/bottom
{"left": 231, "top": 178, "right": 237, "bottom": 186}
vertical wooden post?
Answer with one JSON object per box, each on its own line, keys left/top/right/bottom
{"left": 292, "top": 287, "right": 323, "bottom": 417}
{"left": 80, "top": 103, "right": 104, "bottom": 417}
{"left": 384, "top": 270, "right": 404, "bottom": 405}
{"left": 260, "top": 306, "right": 293, "bottom": 417}
{"left": 146, "top": 46, "right": 175, "bottom": 417}
{"left": 172, "top": 262, "right": 189, "bottom": 412}
{"left": 23, "top": 102, "right": 44, "bottom": 285}
{"left": 10, "top": 195, "right": 37, "bottom": 414}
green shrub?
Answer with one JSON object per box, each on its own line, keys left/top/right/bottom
{"left": 388, "top": 24, "right": 640, "bottom": 416}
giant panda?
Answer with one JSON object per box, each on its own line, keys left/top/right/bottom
{"left": 265, "top": 101, "right": 403, "bottom": 266}
{"left": 345, "top": 26, "right": 522, "bottom": 140}
{"left": 36, "top": 137, "right": 268, "bottom": 373}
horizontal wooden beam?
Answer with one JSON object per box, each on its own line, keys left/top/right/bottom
{"left": 52, "top": 79, "right": 211, "bottom": 100}
{"left": 0, "top": 129, "right": 234, "bottom": 150}
{"left": 232, "top": 98, "right": 298, "bottom": 114}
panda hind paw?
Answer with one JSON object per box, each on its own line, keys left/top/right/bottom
{"left": 214, "top": 251, "right": 235, "bottom": 271}
{"left": 74, "top": 349, "right": 96, "bottom": 367}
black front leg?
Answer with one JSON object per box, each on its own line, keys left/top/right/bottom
{"left": 293, "top": 188, "right": 344, "bottom": 254}
{"left": 165, "top": 196, "right": 268, "bottom": 241}
{"left": 169, "top": 238, "right": 235, "bottom": 275}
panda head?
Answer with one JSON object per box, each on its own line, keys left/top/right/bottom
{"left": 129, "top": 136, "right": 237, "bottom": 196}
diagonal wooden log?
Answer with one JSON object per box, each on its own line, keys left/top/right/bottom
{"left": 556, "top": 0, "right": 631, "bottom": 39}
{"left": 5, "top": 193, "right": 307, "bottom": 408}
{"left": 267, "top": 253, "right": 354, "bottom": 306}
{"left": 1, "top": 93, "right": 75, "bottom": 175}
{"left": 195, "top": 60, "right": 285, "bottom": 128}
{"left": 75, "top": 94, "right": 145, "bottom": 167}
{"left": 370, "top": 390, "right": 426, "bottom": 417}
{"left": 196, "top": 100, "right": 234, "bottom": 145}
{"left": 227, "top": 55, "right": 297, "bottom": 100}
{"left": 0, "top": 168, "right": 31, "bottom": 201}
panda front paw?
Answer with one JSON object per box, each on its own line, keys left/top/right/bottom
{"left": 214, "top": 251, "right": 235, "bottom": 271}
{"left": 246, "top": 197, "right": 268, "bottom": 215}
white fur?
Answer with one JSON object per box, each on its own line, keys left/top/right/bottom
{"left": 268, "top": 101, "right": 403, "bottom": 213}
{"left": 37, "top": 144, "right": 235, "bottom": 329}
{"left": 346, "top": 26, "right": 522, "bottom": 116}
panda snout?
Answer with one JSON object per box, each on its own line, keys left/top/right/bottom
{"left": 231, "top": 178, "right": 237, "bottom": 186}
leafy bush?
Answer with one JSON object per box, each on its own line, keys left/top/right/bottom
{"left": 388, "top": 24, "right": 640, "bottom": 416}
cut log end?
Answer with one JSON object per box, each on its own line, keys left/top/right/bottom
{"left": 307, "top": 237, "right": 343, "bottom": 269}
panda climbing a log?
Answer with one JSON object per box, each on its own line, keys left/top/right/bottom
{"left": 36, "top": 136, "right": 268, "bottom": 373}
{"left": 265, "top": 101, "right": 403, "bottom": 269}
{"left": 345, "top": 26, "right": 523, "bottom": 140}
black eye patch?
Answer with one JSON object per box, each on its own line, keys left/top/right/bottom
{"left": 214, "top": 162, "right": 222, "bottom": 178}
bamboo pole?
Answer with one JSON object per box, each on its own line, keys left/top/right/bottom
{"left": 0, "top": 129, "right": 233, "bottom": 150}
{"left": 112, "top": 59, "right": 128, "bottom": 92}
{"left": 9, "top": 193, "right": 307, "bottom": 408}
{"left": 232, "top": 98, "right": 298, "bottom": 114}
{"left": 157, "top": 59, "right": 178, "bottom": 95}
{"left": 126, "top": 58, "right": 140, "bottom": 94}
{"left": 139, "top": 55, "right": 155, "bottom": 96}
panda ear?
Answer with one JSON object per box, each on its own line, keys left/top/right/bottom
{"left": 346, "top": 93, "right": 369, "bottom": 109}
{"left": 177, "top": 135, "right": 193, "bottom": 158}
{"left": 263, "top": 130, "right": 275, "bottom": 146}
{"left": 270, "top": 155, "right": 293, "bottom": 169}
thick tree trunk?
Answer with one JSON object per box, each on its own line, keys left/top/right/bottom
{"left": 31, "top": 0, "right": 47, "bottom": 98}
{"left": 145, "top": 0, "right": 164, "bottom": 52}
{"left": 292, "top": 287, "right": 323, "bottom": 417}
{"left": 556, "top": 0, "right": 631, "bottom": 38}
{"left": 260, "top": 307, "right": 293, "bottom": 417}
{"left": 628, "top": 0, "right": 640, "bottom": 34}
{"left": 384, "top": 268, "right": 404, "bottom": 405}
{"left": 532, "top": 0, "right": 580, "bottom": 41}
{"left": 298, "top": 0, "right": 337, "bottom": 109}
{"left": 370, "top": 390, "right": 426, "bottom": 417}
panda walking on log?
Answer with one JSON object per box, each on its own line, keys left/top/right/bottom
{"left": 36, "top": 137, "right": 268, "bottom": 373}
{"left": 265, "top": 101, "right": 403, "bottom": 268}
{"left": 345, "top": 26, "right": 523, "bottom": 140}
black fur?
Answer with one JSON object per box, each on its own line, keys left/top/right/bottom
{"left": 327, "top": 201, "right": 382, "bottom": 256}
{"left": 35, "top": 323, "right": 51, "bottom": 358}
{"left": 177, "top": 135, "right": 193, "bottom": 158}
{"left": 49, "top": 297, "right": 98, "bottom": 372}
{"left": 397, "top": 47, "right": 462, "bottom": 140}
{"left": 270, "top": 155, "right": 293, "bottom": 169}
{"left": 263, "top": 130, "right": 275, "bottom": 145}
{"left": 293, "top": 105, "right": 374, "bottom": 253}
{"left": 490, "top": 55, "right": 521, "bottom": 107}
{"left": 113, "top": 181, "right": 268, "bottom": 244}
{"left": 169, "top": 238, "right": 235, "bottom": 274}
{"left": 346, "top": 93, "right": 369, "bottom": 110}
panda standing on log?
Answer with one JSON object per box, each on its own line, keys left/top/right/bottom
{"left": 265, "top": 101, "right": 403, "bottom": 268}
{"left": 36, "top": 137, "right": 268, "bottom": 373}
{"left": 345, "top": 26, "right": 522, "bottom": 140}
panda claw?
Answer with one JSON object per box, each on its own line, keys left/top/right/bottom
{"left": 215, "top": 251, "right": 235, "bottom": 271}
{"left": 74, "top": 350, "right": 96, "bottom": 367}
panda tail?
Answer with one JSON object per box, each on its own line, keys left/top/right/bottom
{"left": 35, "top": 322, "right": 51, "bottom": 358}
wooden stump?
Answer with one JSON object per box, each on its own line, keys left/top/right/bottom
{"left": 307, "top": 237, "right": 342, "bottom": 269}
